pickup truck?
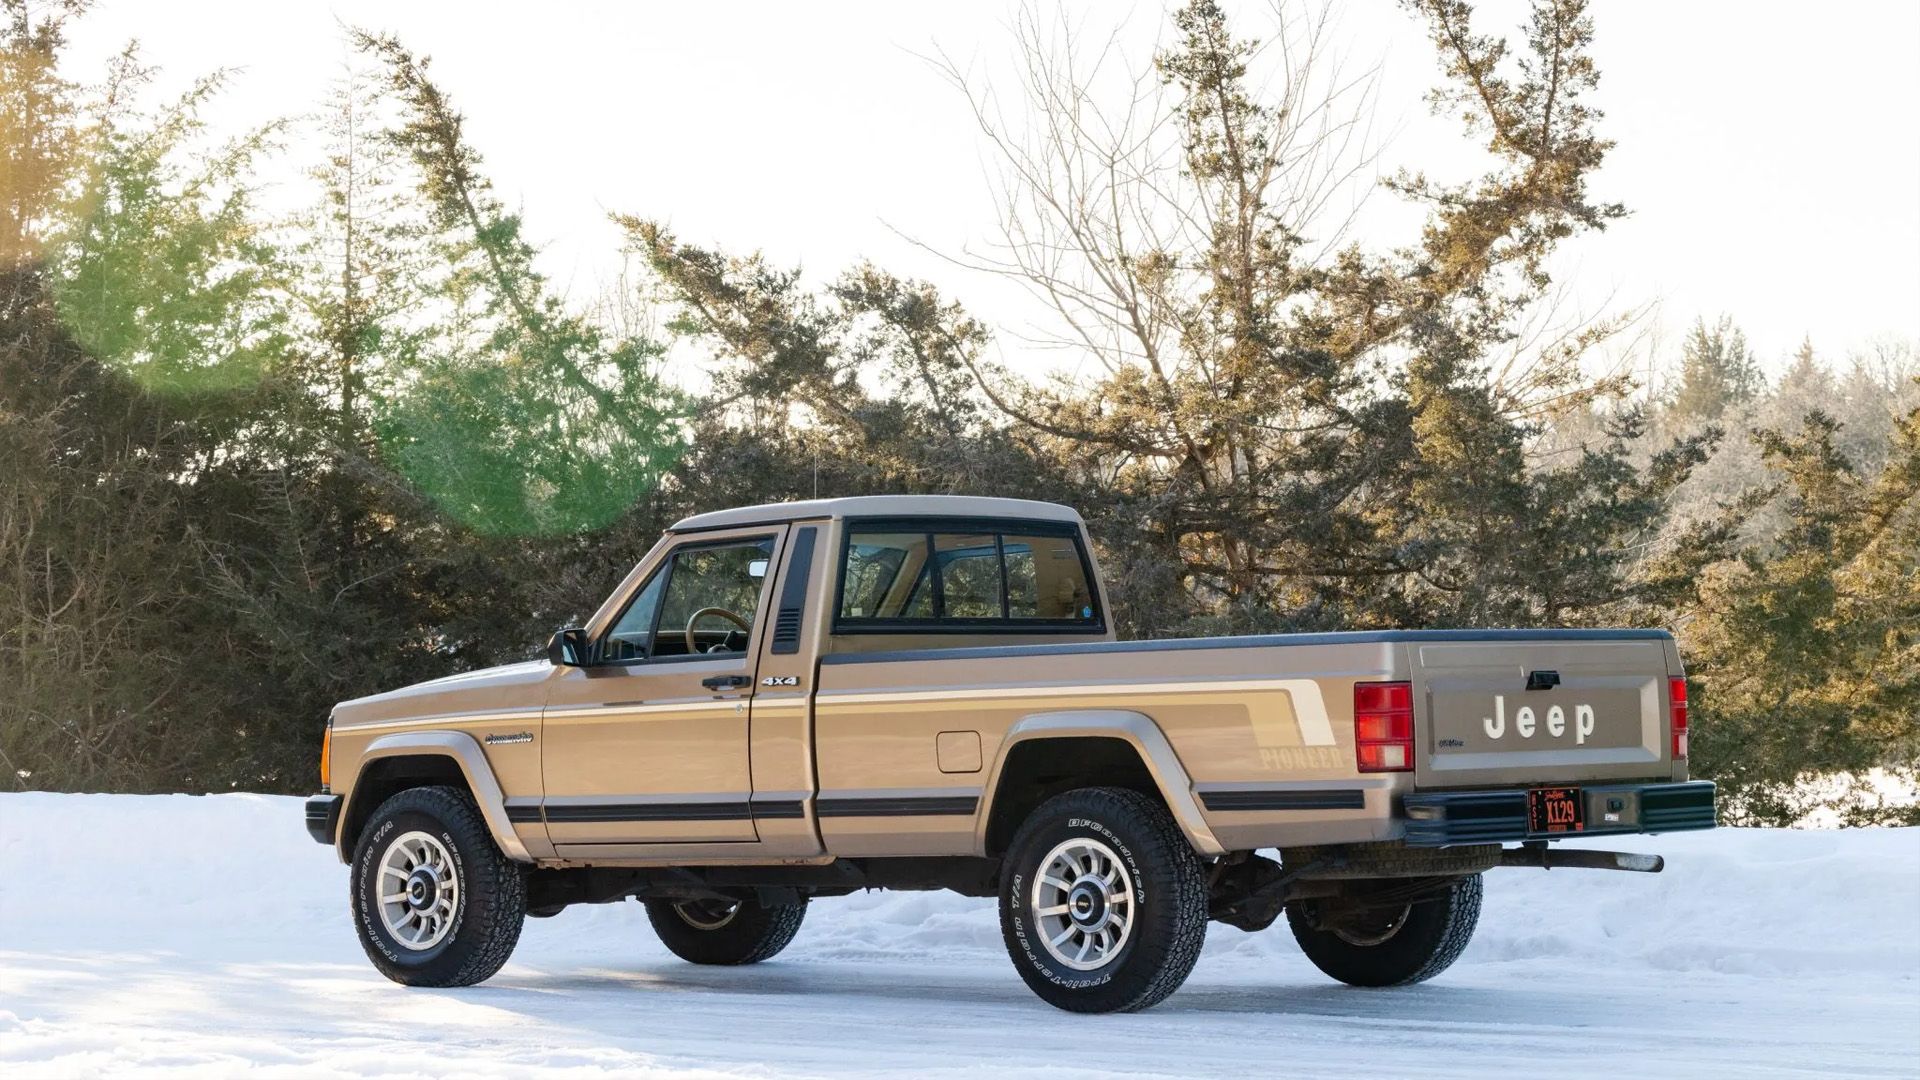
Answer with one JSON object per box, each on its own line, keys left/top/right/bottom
{"left": 306, "top": 495, "right": 1714, "bottom": 1013}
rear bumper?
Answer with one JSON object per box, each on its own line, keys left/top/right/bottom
{"left": 305, "top": 794, "right": 342, "bottom": 845}
{"left": 1400, "top": 780, "right": 1715, "bottom": 847}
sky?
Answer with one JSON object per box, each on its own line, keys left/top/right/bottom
{"left": 63, "top": 1, "right": 1920, "bottom": 385}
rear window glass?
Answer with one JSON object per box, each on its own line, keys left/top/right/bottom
{"left": 837, "top": 520, "right": 1100, "bottom": 629}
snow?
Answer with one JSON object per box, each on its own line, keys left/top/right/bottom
{"left": 1, "top": 793, "right": 1915, "bottom": 1078}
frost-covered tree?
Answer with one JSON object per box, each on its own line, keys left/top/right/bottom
{"left": 1668, "top": 316, "right": 1763, "bottom": 423}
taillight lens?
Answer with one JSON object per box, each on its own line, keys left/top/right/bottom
{"left": 319, "top": 720, "right": 333, "bottom": 790}
{"left": 1355, "top": 680, "right": 1414, "bottom": 773}
{"left": 1669, "top": 677, "right": 1689, "bottom": 760}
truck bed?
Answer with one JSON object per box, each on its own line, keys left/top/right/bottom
{"left": 814, "top": 627, "right": 1687, "bottom": 853}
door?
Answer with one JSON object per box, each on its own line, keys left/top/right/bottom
{"left": 540, "top": 526, "right": 786, "bottom": 850}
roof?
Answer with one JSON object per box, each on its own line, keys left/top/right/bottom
{"left": 671, "top": 495, "right": 1083, "bottom": 532}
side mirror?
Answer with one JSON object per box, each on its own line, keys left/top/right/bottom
{"left": 548, "top": 626, "right": 590, "bottom": 667}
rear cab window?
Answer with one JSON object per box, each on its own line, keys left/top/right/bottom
{"left": 835, "top": 517, "right": 1102, "bottom": 632}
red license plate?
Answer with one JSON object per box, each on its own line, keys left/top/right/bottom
{"left": 1528, "top": 787, "right": 1584, "bottom": 834}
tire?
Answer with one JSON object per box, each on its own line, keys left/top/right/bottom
{"left": 350, "top": 785, "right": 528, "bottom": 987}
{"left": 645, "top": 896, "right": 808, "bottom": 965}
{"left": 1286, "top": 873, "right": 1482, "bottom": 987}
{"left": 999, "top": 787, "right": 1209, "bottom": 1013}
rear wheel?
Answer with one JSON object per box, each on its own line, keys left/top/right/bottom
{"left": 1286, "top": 873, "right": 1482, "bottom": 987}
{"left": 645, "top": 896, "right": 808, "bottom": 965}
{"left": 999, "top": 787, "right": 1209, "bottom": 1013}
{"left": 350, "top": 785, "right": 527, "bottom": 987}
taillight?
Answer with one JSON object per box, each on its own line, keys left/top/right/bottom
{"left": 1669, "top": 677, "right": 1689, "bottom": 760}
{"left": 319, "top": 719, "right": 333, "bottom": 790}
{"left": 1355, "top": 681, "right": 1413, "bottom": 773}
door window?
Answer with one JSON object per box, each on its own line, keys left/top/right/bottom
{"left": 602, "top": 570, "right": 669, "bottom": 662}
{"left": 600, "top": 536, "right": 774, "bottom": 661}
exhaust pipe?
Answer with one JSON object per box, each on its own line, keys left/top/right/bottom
{"left": 1501, "top": 845, "right": 1664, "bottom": 873}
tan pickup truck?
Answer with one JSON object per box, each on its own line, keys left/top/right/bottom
{"left": 306, "top": 495, "right": 1713, "bottom": 1012}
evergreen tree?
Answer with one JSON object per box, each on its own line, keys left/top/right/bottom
{"left": 1776, "top": 336, "right": 1831, "bottom": 403}
{"left": 355, "top": 31, "right": 685, "bottom": 538}
{"left": 622, "top": 221, "right": 1075, "bottom": 510}
{"left": 51, "top": 53, "right": 285, "bottom": 399}
{"left": 289, "top": 63, "right": 433, "bottom": 453}
{"left": 1668, "top": 316, "right": 1762, "bottom": 422}
{"left": 1679, "top": 399, "right": 1920, "bottom": 825}
{"left": 0, "top": 0, "right": 79, "bottom": 264}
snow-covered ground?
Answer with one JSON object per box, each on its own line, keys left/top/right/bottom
{"left": 1, "top": 794, "right": 1915, "bottom": 1078}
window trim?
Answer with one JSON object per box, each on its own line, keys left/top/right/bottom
{"left": 594, "top": 533, "right": 780, "bottom": 667}
{"left": 832, "top": 516, "right": 1104, "bottom": 635}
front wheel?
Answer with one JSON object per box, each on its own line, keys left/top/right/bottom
{"left": 1286, "top": 873, "right": 1482, "bottom": 987}
{"left": 999, "top": 787, "right": 1209, "bottom": 1013}
{"left": 644, "top": 896, "right": 808, "bottom": 965}
{"left": 350, "top": 785, "right": 528, "bottom": 987}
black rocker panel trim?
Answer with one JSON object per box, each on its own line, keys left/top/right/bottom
{"left": 813, "top": 795, "right": 980, "bottom": 818}
{"left": 540, "top": 801, "right": 753, "bottom": 824}
{"left": 1198, "top": 788, "right": 1367, "bottom": 812}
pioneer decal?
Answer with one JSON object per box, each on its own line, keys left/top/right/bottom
{"left": 1246, "top": 683, "right": 1339, "bottom": 770}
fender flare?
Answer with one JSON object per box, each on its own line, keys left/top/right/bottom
{"left": 975, "top": 709, "right": 1226, "bottom": 857}
{"left": 339, "top": 731, "right": 534, "bottom": 864}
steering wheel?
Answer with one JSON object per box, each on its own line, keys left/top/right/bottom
{"left": 684, "top": 606, "right": 750, "bottom": 654}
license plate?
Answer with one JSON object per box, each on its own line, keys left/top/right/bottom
{"left": 1528, "top": 787, "right": 1584, "bottom": 834}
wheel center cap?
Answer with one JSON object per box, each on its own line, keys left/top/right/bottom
{"left": 1067, "top": 880, "right": 1107, "bottom": 929}
{"left": 406, "top": 868, "right": 438, "bottom": 911}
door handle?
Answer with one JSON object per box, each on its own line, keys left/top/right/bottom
{"left": 701, "top": 674, "right": 752, "bottom": 691}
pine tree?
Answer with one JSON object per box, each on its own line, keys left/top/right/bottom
{"left": 1669, "top": 316, "right": 1763, "bottom": 422}
{"left": 50, "top": 51, "right": 285, "bottom": 398}
{"left": 621, "top": 221, "right": 1075, "bottom": 511}
{"left": 0, "top": 0, "right": 79, "bottom": 264}
{"left": 354, "top": 31, "right": 684, "bottom": 537}
{"left": 1775, "top": 336, "right": 1833, "bottom": 404}
{"left": 1681, "top": 398, "right": 1920, "bottom": 824}
{"left": 289, "top": 63, "right": 435, "bottom": 452}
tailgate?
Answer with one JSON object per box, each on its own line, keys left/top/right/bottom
{"left": 1412, "top": 638, "right": 1673, "bottom": 788}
